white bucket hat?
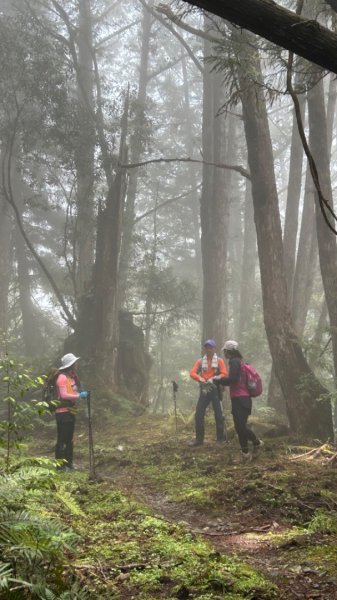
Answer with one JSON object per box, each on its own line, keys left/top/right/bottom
{"left": 222, "top": 340, "right": 239, "bottom": 351}
{"left": 59, "top": 353, "right": 80, "bottom": 370}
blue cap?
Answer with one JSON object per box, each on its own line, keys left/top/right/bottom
{"left": 203, "top": 339, "right": 216, "bottom": 347}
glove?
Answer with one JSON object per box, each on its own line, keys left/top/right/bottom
{"left": 79, "top": 391, "right": 88, "bottom": 399}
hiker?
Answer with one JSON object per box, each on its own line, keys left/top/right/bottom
{"left": 189, "top": 339, "right": 228, "bottom": 446}
{"left": 55, "top": 353, "right": 88, "bottom": 471}
{"left": 220, "top": 340, "right": 263, "bottom": 462}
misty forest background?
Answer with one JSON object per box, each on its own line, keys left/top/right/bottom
{"left": 2, "top": 0, "right": 337, "bottom": 439}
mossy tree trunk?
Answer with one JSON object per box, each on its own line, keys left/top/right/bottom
{"left": 237, "top": 32, "right": 333, "bottom": 439}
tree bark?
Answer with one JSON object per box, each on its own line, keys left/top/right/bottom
{"left": 292, "top": 167, "right": 317, "bottom": 336}
{"left": 226, "top": 115, "right": 243, "bottom": 340}
{"left": 182, "top": 0, "right": 337, "bottom": 74}
{"left": 238, "top": 182, "right": 257, "bottom": 340}
{"left": 283, "top": 78, "right": 305, "bottom": 298}
{"left": 70, "top": 98, "right": 129, "bottom": 386}
{"left": 237, "top": 32, "right": 333, "bottom": 439}
{"left": 0, "top": 193, "right": 11, "bottom": 336}
{"left": 118, "top": 1, "right": 153, "bottom": 307}
{"left": 181, "top": 54, "right": 203, "bottom": 280}
{"left": 201, "top": 24, "right": 229, "bottom": 346}
{"left": 307, "top": 74, "right": 337, "bottom": 380}
{"left": 75, "top": 0, "right": 96, "bottom": 295}
{"left": 268, "top": 82, "right": 305, "bottom": 414}
{"left": 14, "top": 209, "right": 42, "bottom": 356}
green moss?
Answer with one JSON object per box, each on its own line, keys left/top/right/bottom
{"left": 73, "top": 481, "right": 278, "bottom": 599}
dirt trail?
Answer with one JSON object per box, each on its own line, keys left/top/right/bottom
{"left": 110, "top": 471, "right": 337, "bottom": 600}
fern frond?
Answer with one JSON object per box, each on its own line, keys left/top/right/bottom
{"left": 0, "top": 560, "right": 32, "bottom": 594}
{"left": 54, "top": 486, "right": 85, "bottom": 517}
{"left": 0, "top": 508, "right": 79, "bottom": 558}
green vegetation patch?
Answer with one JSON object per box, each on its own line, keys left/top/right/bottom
{"left": 74, "top": 481, "right": 278, "bottom": 599}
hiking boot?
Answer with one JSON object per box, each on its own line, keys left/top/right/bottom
{"left": 252, "top": 440, "right": 264, "bottom": 455}
{"left": 240, "top": 450, "right": 253, "bottom": 463}
{"left": 188, "top": 440, "right": 203, "bottom": 447}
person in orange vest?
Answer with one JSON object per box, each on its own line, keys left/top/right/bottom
{"left": 189, "top": 339, "right": 228, "bottom": 446}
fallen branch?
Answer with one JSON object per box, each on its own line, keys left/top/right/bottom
{"left": 116, "top": 562, "right": 147, "bottom": 572}
{"left": 288, "top": 443, "right": 330, "bottom": 460}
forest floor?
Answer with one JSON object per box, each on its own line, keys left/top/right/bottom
{"left": 37, "top": 413, "right": 337, "bottom": 599}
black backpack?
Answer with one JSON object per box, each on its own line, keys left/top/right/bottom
{"left": 42, "top": 368, "right": 59, "bottom": 412}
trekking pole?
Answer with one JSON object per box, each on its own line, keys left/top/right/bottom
{"left": 221, "top": 388, "right": 228, "bottom": 443}
{"left": 172, "top": 380, "right": 178, "bottom": 433}
{"left": 86, "top": 391, "right": 96, "bottom": 480}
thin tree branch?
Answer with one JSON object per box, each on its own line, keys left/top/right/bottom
{"left": 134, "top": 184, "right": 202, "bottom": 223}
{"left": 131, "top": 302, "right": 192, "bottom": 316}
{"left": 95, "top": 19, "right": 141, "bottom": 50}
{"left": 92, "top": 1, "right": 120, "bottom": 24}
{"left": 139, "top": 0, "right": 204, "bottom": 73}
{"left": 120, "top": 156, "right": 251, "bottom": 179}
{"left": 147, "top": 53, "right": 186, "bottom": 81}
{"left": 156, "top": 3, "right": 221, "bottom": 44}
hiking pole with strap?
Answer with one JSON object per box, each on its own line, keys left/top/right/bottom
{"left": 220, "top": 387, "right": 228, "bottom": 443}
{"left": 172, "top": 380, "right": 178, "bottom": 433}
{"left": 87, "top": 391, "right": 96, "bottom": 480}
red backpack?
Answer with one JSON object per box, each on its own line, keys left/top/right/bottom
{"left": 243, "top": 362, "right": 263, "bottom": 397}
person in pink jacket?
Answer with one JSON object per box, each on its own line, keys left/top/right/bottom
{"left": 220, "top": 340, "right": 263, "bottom": 462}
{"left": 55, "top": 353, "right": 88, "bottom": 471}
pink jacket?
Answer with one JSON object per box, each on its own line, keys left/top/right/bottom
{"left": 229, "top": 361, "right": 250, "bottom": 399}
{"left": 55, "top": 373, "right": 79, "bottom": 414}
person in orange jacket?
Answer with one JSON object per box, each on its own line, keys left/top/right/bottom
{"left": 189, "top": 339, "right": 228, "bottom": 446}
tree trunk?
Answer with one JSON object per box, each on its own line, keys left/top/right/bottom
{"left": 226, "top": 116, "right": 243, "bottom": 339}
{"left": 181, "top": 55, "right": 202, "bottom": 280}
{"left": 267, "top": 88, "right": 305, "bottom": 414}
{"left": 283, "top": 78, "right": 305, "bottom": 297}
{"left": 201, "top": 27, "right": 229, "bottom": 346}
{"left": 182, "top": 0, "right": 337, "bottom": 75}
{"left": 118, "top": 1, "right": 153, "bottom": 307}
{"left": 268, "top": 72, "right": 305, "bottom": 414}
{"left": 292, "top": 166, "right": 317, "bottom": 335}
{"left": 70, "top": 98, "right": 129, "bottom": 386}
{"left": 14, "top": 214, "right": 42, "bottom": 356}
{"left": 0, "top": 192, "right": 11, "bottom": 336}
{"left": 238, "top": 182, "right": 257, "bottom": 341}
{"left": 75, "top": 0, "right": 96, "bottom": 295}
{"left": 326, "top": 72, "right": 337, "bottom": 153}
{"left": 237, "top": 32, "right": 333, "bottom": 439}
{"left": 311, "top": 299, "right": 329, "bottom": 363}
{"left": 117, "top": 311, "right": 152, "bottom": 405}
{"left": 307, "top": 74, "right": 337, "bottom": 380}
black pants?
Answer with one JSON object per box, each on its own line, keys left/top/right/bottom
{"left": 55, "top": 413, "right": 75, "bottom": 467}
{"left": 195, "top": 386, "right": 224, "bottom": 443}
{"left": 231, "top": 397, "right": 258, "bottom": 452}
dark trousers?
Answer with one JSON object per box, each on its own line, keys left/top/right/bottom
{"left": 195, "top": 386, "right": 224, "bottom": 442}
{"left": 231, "top": 397, "right": 258, "bottom": 452}
{"left": 55, "top": 413, "right": 75, "bottom": 466}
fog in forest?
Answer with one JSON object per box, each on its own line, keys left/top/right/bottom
{"left": 1, "top": 0, "right": 337, "bottom": 439}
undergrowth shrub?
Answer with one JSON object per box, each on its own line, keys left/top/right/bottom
{"left": 0, "top": 461, "right": 88, "bottom": 598}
